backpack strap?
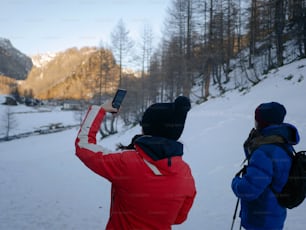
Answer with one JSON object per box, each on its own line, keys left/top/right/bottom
{"left": 273, "top": 143, "right": 296, "bottom": 158}
{"left": 269, "top": 143, "right": 294, "bottom": 195}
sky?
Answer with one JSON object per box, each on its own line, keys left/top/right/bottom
{"left": 0, "top": 58, "right": 306, "bottom": 229}
{"left": 1, "top": 0, "right": 170, "bottom": 55}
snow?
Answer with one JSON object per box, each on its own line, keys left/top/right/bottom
{"left": 31, "top": 53, "right": 57, "bottom": 68}
{"left": 1, "top": 58, "right": 306, "bottom": 229}
{"left": 0, "top": 107, "right": 76, "bottom": 137}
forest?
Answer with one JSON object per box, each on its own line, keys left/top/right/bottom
{"left": 108, "top": 0, "right": 306, "bottom": 126}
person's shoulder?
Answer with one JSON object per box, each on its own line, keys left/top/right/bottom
{"left": 173, "top": 157, "right": 194, "bottom": 174}
{"left": 249, "top": 145, "right": 275, "bottom": 165}
{"left": 255, "top": 144, "right": 291, "bottom": 161}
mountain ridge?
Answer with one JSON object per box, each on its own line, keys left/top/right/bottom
{"left": 0, "top": 38, "right": 32, "bottom": 80}
{"left": 0, "top": 38, "right": 120, "bottom": 99}
{"left": 19, "top": 46, "right": 120, "bottom": 99}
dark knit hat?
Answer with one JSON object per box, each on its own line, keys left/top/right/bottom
{"left": 140, "top": 96, "right": 191, "bottom": 140}
{"left": 255, "top": 102, "right": 286, "bottom": 129}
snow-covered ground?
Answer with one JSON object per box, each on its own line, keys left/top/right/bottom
{"left": 0, "top": 59, "right": 306, "bottom": 229}
{"left": 0, "top": 105, "right": 77, "bottom": 137}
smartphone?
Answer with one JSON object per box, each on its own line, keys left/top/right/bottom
{"left": 112, "top": 89, "right": 127, "bottom": 109}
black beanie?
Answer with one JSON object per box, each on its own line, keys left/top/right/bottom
{"left": 140, "top": 96, "right": 191, "bottom": 140}
{"left": 255, "top": 102, "right": 286, "bottom": 129}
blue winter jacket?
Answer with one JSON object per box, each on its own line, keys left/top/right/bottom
{"left": 232, "top": 123, "right": 300, "bottom": 230}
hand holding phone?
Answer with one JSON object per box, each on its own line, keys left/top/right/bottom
{"left": 112, "top": 89, "right": 127, "bottom": 110}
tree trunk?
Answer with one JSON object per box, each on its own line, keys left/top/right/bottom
{"left": 274, "top": 0, "right": 285, "bottom": 66}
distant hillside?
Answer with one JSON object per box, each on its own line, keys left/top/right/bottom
{"left": 19, "top": 47, "right": 120, "bottom": 100}
{"left": 0, "top": 38, "right": 32, "bottom": 80}
{"left": 0, "top": 75, "right": 17, "bottom": 95}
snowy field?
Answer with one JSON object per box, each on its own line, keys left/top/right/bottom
{"left": 1, "top": 59, "right": 306, "bottom": 229}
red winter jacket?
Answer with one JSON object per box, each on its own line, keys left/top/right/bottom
{"left": 75, "top": 106, "right": 196, "bottom": 230}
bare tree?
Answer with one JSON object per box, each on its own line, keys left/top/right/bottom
{"left": 288, "top": 0, "right": 306, "bottom": 57}
{"left": 111, "top": 19, "right": 134, "bottom": 88}
{"left": 274, "top": 0, "right": 286, "bottom": 66}
{"left": 224, "top": 0, "right": 238, "bottom": 83}
{"left": 139, "top": 23, "right": 154, "bottom": 112}
{"left": 203, "top": 0, "right": 214, "bottom": 100}
{"left": 163, "top": 0, "right": 198, "bottom": 98}
{"left": 248, "top": 0, "right": 259, "bottom": 68}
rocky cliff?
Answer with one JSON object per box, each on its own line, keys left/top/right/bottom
{"left": 0, "top": 38, "right": 33, "bottom": 80}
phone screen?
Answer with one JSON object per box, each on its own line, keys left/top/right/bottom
{"left": 112, "top": 89, "right": 127, "bottom": 109}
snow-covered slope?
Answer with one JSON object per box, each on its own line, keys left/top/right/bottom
{"left": 0, "top": 59, "right": 306, "bottom": 230}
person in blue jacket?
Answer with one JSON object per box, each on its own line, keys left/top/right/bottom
{"left": 231, "top": 102, "right": 300, "bottom": 230}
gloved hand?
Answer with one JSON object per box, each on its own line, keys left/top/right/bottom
{"left": 243, "top": 128, "right": 260, "bottom": 158}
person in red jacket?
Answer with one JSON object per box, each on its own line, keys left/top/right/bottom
{"left": 75, "top": 96, "right": 196, "bottom": 230}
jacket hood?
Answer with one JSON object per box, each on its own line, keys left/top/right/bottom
{"left": 243, "top": 123, "right": 300, "bottom": 158}
{"left": 135, "top": 136, "right": 184, "bottom": 175}
{"left": 261, "top": 123, "right": 300, "bottom": 145}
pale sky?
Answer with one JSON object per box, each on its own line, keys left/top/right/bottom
{"left": 1, "top": 0, "right": 170, "bottom": 55}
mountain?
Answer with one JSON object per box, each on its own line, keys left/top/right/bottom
{"left": 0, "top": 40, "right": 122, "bottom": 100}
{"left": 0, "top": 38, "right": 32, "bottom": 80}
{"left": 31, "top": 52, "right": 57, "bottom": 68}
{"left": 19, "top": 47, "right": 120, "bottom": 100}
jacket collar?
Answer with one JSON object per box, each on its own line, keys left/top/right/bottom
{"left": 244, "top": 123, "right": 300, "bottom": 159}
{"left": 135, "top": 135, "right": 183, "bottom": 161}
{"left": 260, "top": 123, "right": 300, "bottom": 145}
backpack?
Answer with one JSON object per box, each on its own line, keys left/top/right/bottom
{"left": 272, "top": 144, "right": 306, "bottom": 209}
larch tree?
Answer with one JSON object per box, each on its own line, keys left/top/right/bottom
{"left": 111, "top": 19, "right": 134, "bottom": 88}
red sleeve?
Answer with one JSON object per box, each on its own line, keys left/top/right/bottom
{"left": 174, "top": 190, "right": 196, "bottom": 224}
{"left": 75, "top": 105, "right": 124, "bottom": 182}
